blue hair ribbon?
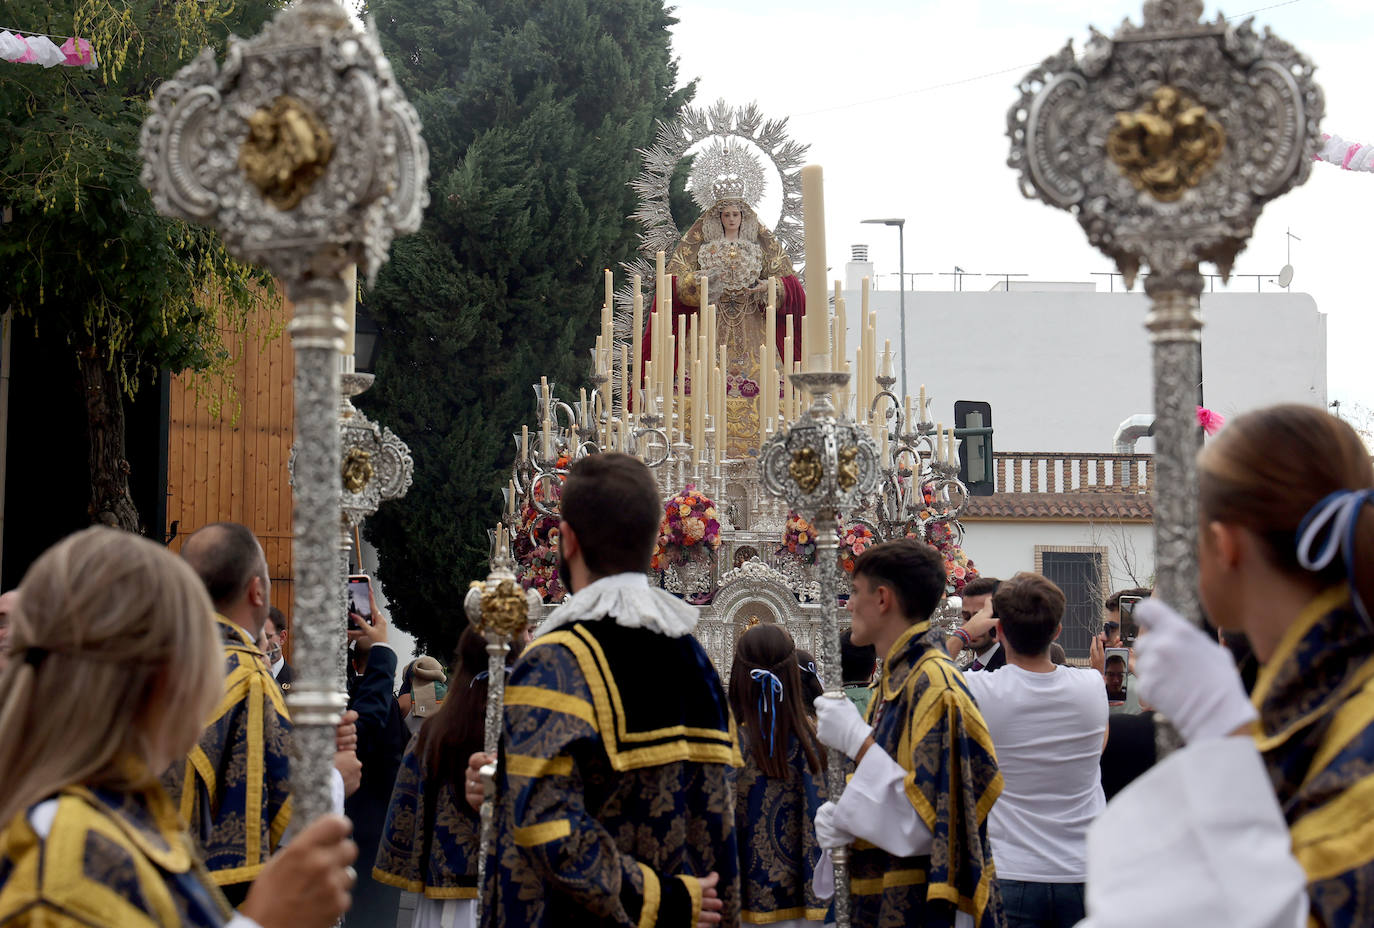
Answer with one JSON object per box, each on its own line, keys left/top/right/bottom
{"left": 470, "top": 666, "right": 513, "bottom": 688}
{"left": 750, "top": 668, "right": 785, "bottom": 756}
{"left": 1297, "top": 488, "right": 1373, "bottom": 623}
{"left": 799, "top": 660, "right": 818, "bottom": 677}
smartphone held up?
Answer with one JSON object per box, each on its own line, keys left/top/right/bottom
{"left": 348, "top": 574, "right": 374, "bottom": 629}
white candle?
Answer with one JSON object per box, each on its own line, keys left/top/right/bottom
{"left": 904, "top": 395, "right": 913, "bottom": 431}
{"left": 604, "top": 268, "right": 614, "bottom": 319}
{"left": 643, "top": 361, "right": 655, "bottom": 418}
{"left": 882, "top": 339, "right": 894, "bottom": 378}
{"left": 800, "top": 165, "right": 829, "bottom": 372}
{"left": 700, "top": 275, "right": 709, "bottom": 317}
{"left": 919, "top": 385, "right": 927, "bottom": 425}
{"left": 632, "top": 275, "right": 643, "bottom": 404}
{"left": 834, "top": 295, "right": 846, "bottom": 373}
{"left": 521, "top": 425, "right": 529, "bottom": 460}
{"left": 936, "top": 422, "right": 945, "bottom": 464}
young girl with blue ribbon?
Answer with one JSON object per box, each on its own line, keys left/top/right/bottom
{"left": 728, "top": 623, "right": 829, "bottom": 927}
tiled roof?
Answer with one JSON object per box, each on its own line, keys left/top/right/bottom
{"left": 962, "top": 491, "right": 1153, "bottom": 522}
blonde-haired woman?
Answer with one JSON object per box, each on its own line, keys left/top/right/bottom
{"left": 0, "top": 527, "right": 356, "bottom": 928}
{"left": 1080, "top": 404, "right": 1374, "bottom": 928}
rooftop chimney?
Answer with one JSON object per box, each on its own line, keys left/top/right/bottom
{"left": 846, "top": 243, "right": 874, "bottom": 291}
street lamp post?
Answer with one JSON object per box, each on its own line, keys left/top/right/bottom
{"left": 862, "top": 218, "right": 906, "bottom": 398}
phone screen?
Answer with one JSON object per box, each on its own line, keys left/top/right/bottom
{"left": 1103, "top": 646, "right": 1130, "bottom": 704}
{"left": 1118, "top": 595, "right": 1142, "bottom": 645}
{"left": 348, "top": 575, "right": 373, "bottom": 627}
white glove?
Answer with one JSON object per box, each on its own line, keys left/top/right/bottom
{"left": 1134, "top": 598, "right": 1257, "bottom": 743}
{"left": 813, "top": 801, "right": 851, "bottom": 850}
{"left": 813, "top": 693, "right": 873, "bottom": 759}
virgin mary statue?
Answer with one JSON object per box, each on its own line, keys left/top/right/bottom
{"left": 642, "top": 142, "right": 805, "bottom": 458}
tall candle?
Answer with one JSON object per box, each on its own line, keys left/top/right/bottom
{"left": 632, "top": 275, "right": 643, "bottom": 398}
{"left": 833, "top": 280, "right": 843, "bottom": 373}
{"left": 764, "top": 281, "right": 777, "bottom": 428}
{"left": 666, "top": 333, "right": 676, "bottom": 441}
{"left": 521, "top": 425, "right": 529, "bottom": 460}
{"left": 604, "top": 268, "right": 614, "bottom": 318}
{"left": 620, "top": 344, "right": 630, "bottom": 418}
{"left": 675, "top": 326, "right": 685, "bottom": 444}
{"left": 882, "top": 339, "right": 894, "bottom": 378}
{"left": 700, "top": 275, "right": 709, "bottom": 320}
{"left": 800, "top": 165, "right": 829, "bottom": 371}
{"left": 904, "top": 395, "right": 913, "bottom": 432}
{"left": 936, "top": 422, "right": 946, "bottom": 464}
{"left": 579, "top": 387, "right": 589, "bottom": 430}
{"left": 643, "top": 361, "right": 655, "bottom": 417}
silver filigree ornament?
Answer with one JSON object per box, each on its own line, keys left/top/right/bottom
{"left": 1007, "top": 0, "right": 1321, "bottom": 759}
{"left": 688, "top": 137, "right": 768, "bottom": 212}
{"left": 138, "top": 0, "right": 429, "bottom": 830}
{"left": 1006, "top": 3, "right": 1322, "bottom": 294}
{"left": 340, "top": 373, "right": 414, "bottom": 531}
{"left": 139, "top": 0, "right": 429, "bottom": 304}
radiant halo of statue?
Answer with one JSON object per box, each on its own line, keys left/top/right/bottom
{"left": 615, "top": 99, "right": 809, "bottom": 345}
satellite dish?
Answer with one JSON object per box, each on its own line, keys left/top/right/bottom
{"left": 1277, "top": 264, "right": 1294, "bottom": 288}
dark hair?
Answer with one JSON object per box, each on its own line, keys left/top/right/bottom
{"left": 729, "top": 624, "right": 824, "bottom": 777}
{"left": 961, "top": 576, "right": 1001, "bottom": 598}
{"left": 265, "top": 606, "right": 285, "bottom": 636}
{"left": 1199, "top": 404, "right": 1374, "bottom": 612}
{"left": 1049, "top": 642, "right": 1068, "bottom": 665}
{"left": 1104, "top": 587, "right": 1152, "bottom": 612}
{"left": 560, "top": 453, "right": 662, "bottom": 576}
{"left": 840, "top": 629, "right": 875, "bottom": 686}
{"left": 1104, "top": 654, "right": 1126, "bottom": 670}
{"left": 1102, "top": 620, "right": 1121, "bottom": 633}
{"left": 993, "top": 572, "right": 1066, "bottom": 656}
{"left": 180, "top": 522, "right": 265, "bottom": 610}
{"left": 794, "top": 649, "right": 824, "bottom": 709}
{"left": 852, "top": 538, "right": 946, "bottom": 622}
{"left": 417, "top": 626, "right": 524, "bottom": 806}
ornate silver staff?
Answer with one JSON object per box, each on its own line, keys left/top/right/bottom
{"left": 759, "top": 371, "right": 880, "bottom": 928}
{"left": 1007, "top": 0, "right": 1321, "bottom": 623}
{"left": 464, "top": 527, "right": 543, "bottom": 920}
{"left": 139, "top": 0, "right": 427, "bottom": 824}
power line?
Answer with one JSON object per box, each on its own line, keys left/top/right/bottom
{"left": 791, "top": 0, "right": 1308, "bottom": 118}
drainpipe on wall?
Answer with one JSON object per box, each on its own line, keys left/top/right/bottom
{"left": 1113, "top": 414, "right": 1155, "bottom": 487}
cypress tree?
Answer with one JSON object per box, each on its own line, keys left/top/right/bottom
{"left": 361, "top": 0, "right": 693, "bottom": 655}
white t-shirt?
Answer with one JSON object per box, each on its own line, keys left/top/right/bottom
{"left": 962, "top": 664, "right": 1107, "bottom": 882}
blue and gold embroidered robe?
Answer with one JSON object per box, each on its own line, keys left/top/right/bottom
{"left": 162, "top": 616, "right": 293, "bottom": 889}
{"left": 484, "top": 617, "right": 743, "bottom": 928}
{"left": 735, "top": 729, "right": 828, "bottom": 924}
{"left": 1253, "top": 586, "right": 1374, "bottom": 927}
{"left": 0, "top": 782, "right": 233, "bottom": 927}
{"left": 373, "top": 732, "right": 480, "bottom": 901}
{"left": 852, "top": 621, "right": 1004, "bottom": 928}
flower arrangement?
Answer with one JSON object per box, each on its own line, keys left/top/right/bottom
{"left": 909, "top": 517, "right": 980, "bottom": 595}
{"left": 652, "top": 485, "right": 721, "bottom": 570}
{"left": 779, "top": 512, "right": 819, "bottom": 564}
{"left": 838, "top": 523, "right": 876, "bottom": 573}
{"left": 511, "top": 452, "right": 573, "bottom": 602}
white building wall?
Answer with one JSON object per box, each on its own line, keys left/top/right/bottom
{"left": 839, "top": 285, "right": 1327, "bottom": 453}
{"left": 961, "top": 520, "right": 1156, "bottom": 595}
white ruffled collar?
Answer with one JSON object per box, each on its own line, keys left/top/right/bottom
{"left": 535, "top": 572, "right": 698, "bottom": 639}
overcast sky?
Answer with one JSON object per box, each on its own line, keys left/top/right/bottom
{"left": 668, "top": 0, "right": 1372, "bottom": 408}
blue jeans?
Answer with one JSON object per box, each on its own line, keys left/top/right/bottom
{"left": 1000, "top": 879, "right": 1086, "bottom": 928}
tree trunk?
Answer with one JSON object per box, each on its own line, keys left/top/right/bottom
{"left": 78, "top": 345, "right": 142, "bottom": 533}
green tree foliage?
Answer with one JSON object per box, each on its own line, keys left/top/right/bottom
{"left": 0, "top": 0, "right": 277, "bottom": 530}
{"left": 360, "top": 0, "right": 692, "bottom": 656}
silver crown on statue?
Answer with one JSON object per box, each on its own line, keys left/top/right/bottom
{"left": 689, "top": 137, "right": 766, "bottom": 211}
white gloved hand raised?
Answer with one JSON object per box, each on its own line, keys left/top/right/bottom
{"left": 813, "top": 801, "right": 852, "bottom": 850}
{"left": 1134, "top": 598, "right": 1257, "bottom": 744}
{"left": 813, "top": 693, "right": 873, "bottom": 759}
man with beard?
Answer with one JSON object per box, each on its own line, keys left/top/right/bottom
{"left": 959, "top": 577, "right": 1004, "bottom": 671}
{"left": 469, "top": 453, "right": 738, "bottom": 927}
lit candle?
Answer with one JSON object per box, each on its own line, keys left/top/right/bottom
{"left": 800, "top": 165, "right": 829, "bottom": 372}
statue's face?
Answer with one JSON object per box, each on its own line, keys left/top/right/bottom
{"left": 719, "top": 205, "right": 742, "bottom": 233}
